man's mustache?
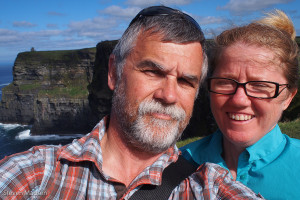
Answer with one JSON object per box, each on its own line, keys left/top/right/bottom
{"left": 138, "top": 100, "right": 186, "bottom": 122}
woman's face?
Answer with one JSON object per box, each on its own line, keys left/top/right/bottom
{"left": 210, "top": 42, "right": 296, "bottom": 148}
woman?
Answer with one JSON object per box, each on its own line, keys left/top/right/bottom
{"left": 181, "top": 10, "right": 300, "bottom": 199}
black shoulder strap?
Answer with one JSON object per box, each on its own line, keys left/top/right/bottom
{"left": 129, "top": 155, "right": 198, "bottom": 200}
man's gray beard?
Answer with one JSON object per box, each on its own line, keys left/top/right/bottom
{"left": 111, "top": 82, "right": 187, "bottom": 154}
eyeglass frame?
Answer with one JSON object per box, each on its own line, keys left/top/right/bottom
{"left": 129, "top": 6, "right": 202, "bottom": 31}
{"left": 207, "top": 77, "right": 290, "bottom": 99}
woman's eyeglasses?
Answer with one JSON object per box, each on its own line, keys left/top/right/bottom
{"left": 207, "top": 77, "right": 290, "bottom": 99}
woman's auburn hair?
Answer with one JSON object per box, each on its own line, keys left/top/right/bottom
{"left": 209, "top": 10, "right": 299, "bottom": 90}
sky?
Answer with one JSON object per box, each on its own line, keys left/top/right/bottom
{"left": 0, "top": 0, "right": 300, "bottom": 66}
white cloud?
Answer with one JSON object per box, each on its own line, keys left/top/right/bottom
{"left": 68, "top": 17, "right": 117, "bottom": 30}
{"left": 100, "top": 5, "right": 141, "bottom": 19}
{"left": 0, "top": 30, "right": 21, "bottom": 44}
{"left": 126, "top": 0, "right": 192, "bottom": 7}
{"left": 0, "top": 28, "right": 97, "bottom": 60}
{"left": 219, "top": 0, "right": 294, "bottom": 15}
{"left": 25, "top": 30, "right": 62, "bottom": 38}
{"left": 65, "top": 15, "right": 125, "bottom": 42}
{"left": 197, "top": 16, "right": 225, "bottom": 25}
{"left": 67, "top": 16, "right": 119, "bottom": 39}
{"left": 13, "top": 21, "right": 37, "bottom": 28}
{"left": 0, "top": 13, "right": 124, "bottom": 61}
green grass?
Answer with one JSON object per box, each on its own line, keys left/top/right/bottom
{"left": 177, "top": 118, "right": 300, "bottom": 147}
{"left": 177, "top": 137, "right": 202, "bottom": 148}
{"left": 19, "top": 83, "right": 41, "bottom": 91}
{"left": 279, "top": 118, "right": 300, "bottom": 139}
{"left": 38, "top": 85, "right": 88, "bottom": 98}
{"left": 295, "top": 36, "right": 300, "bottom": 44}
{"left": 18, "top": 47, "right": 96, "bottom": 64}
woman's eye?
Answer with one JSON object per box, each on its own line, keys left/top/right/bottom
{"left": 251, "top": 83, "right": 270, "bottom": 88}
{"left": 215, "top": 80, "right": 232, "bottom": 86}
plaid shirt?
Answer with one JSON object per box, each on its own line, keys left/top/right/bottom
{"left": 0, "top": 117, "right": 263, "bottom": 200}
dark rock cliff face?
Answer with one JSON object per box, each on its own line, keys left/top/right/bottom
{"left": 88, "top": 40, "right": 118, "bottom": 120}
{"left": 31, "top": 97, "right": 93, "bottom": 134}
{"left": 0, "top": 48, "right": 98, "bottom": 135}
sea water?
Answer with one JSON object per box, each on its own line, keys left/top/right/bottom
{"left": 0, "top": 123, "right": 85, "bottom": 159}
{"left": 0, "top": 65, "right": 84, "bottom": 159}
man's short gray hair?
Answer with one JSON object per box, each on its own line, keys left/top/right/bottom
{"left": 112, "top": 6, "right": 208, "bottom": 85}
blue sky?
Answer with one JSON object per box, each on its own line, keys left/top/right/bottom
{"left": 0, "top": 0, "right": 299, "bottom": 65}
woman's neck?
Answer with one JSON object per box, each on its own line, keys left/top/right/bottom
{"left": 222, "top": 138, "right": 246, "bottom": 180}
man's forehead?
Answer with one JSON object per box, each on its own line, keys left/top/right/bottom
{"left": 140, "top": 30, "right": 202, "bottom": 46}
{"left": 133, "top": 32, "right": 203, "bottom": 56}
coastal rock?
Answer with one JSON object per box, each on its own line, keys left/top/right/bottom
{"left": 31, "top": 97, "right": 93, "bottom": 135}
{"left": 0, "top": 88, "right": 35, "bottom": 124}
{"left": 88, "top": 40, "right": 117, "bottom": 119}
{"left": 0, "top": 47, "right": 98, "bottom": 134}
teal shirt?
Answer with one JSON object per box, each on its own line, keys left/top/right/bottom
{"left": 181, "top": 124, "right": 300, "bottom": 199}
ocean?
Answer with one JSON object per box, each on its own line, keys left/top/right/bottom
{"left": 0, "top": 65, "right": 84, "bottom": 160}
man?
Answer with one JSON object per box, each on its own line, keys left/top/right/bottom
{"left": 0, "top": 6, "right": 262, "bottom": 199}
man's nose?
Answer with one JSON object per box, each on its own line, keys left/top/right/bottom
{"left": 153, "top": 78, "right": 178, "bottom": 104}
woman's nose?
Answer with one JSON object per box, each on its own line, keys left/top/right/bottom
{"left": 230, "top": 86, "right": 251, "bottom": 106}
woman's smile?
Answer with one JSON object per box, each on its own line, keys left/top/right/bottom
{"left": 227, "top": 113, "right": 254, "bottom": 121}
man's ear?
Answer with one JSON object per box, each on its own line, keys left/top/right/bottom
{"left": 108, "top": 54, "right": 117, "bottom": 91}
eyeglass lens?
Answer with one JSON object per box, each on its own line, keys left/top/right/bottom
{"left": 209, "top": 78, "right": 278, "bottom": 98}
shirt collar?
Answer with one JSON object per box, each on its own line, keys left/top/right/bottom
{"left": 57, "top": 116, "right": 108, "bottom": 172}
{"left": 246, "top": 124, "right": 286, "bottom": 162}
{"left": 213, "top": 125, "right": 286, "bottom": 166}
{"left": 210, "top": 130, "right": 228, "bottom": 166}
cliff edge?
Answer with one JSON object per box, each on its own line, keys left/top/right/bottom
{"left": 0, "top": 47, "right": 98, "bottom": 135}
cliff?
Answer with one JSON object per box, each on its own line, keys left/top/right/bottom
{"left": 0, "top": 47, "right": 98, "bottom": 135}
{"left": 88, "top": 40, "right": 117, "bottom": 119}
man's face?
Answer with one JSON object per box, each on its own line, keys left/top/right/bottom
{"left": 109, "top": 33, "right": 203, "bottom": 153}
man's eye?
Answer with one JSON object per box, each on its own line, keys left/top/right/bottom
{"left": 178, "top": 78, "right": 194, "bottom": 88}
{"left": 143, "top": 70, "right": 160, "bottom": 76}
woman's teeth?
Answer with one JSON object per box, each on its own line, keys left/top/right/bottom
{"left": 229, "top": 113, "right": 253, "bottom": 121}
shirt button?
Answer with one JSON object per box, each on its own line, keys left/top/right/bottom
{"left": 240, "top": 174, "right": 246, "bottom": 180}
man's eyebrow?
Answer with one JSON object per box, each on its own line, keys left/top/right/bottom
{"left": 136, "top": 60, "right": 165, "bottom": 71}
{"left": 137, "top": 59, "right": 200, "bottom": 85}
{"left": 182, "top": 73, "right": 199, "bottom": 85}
